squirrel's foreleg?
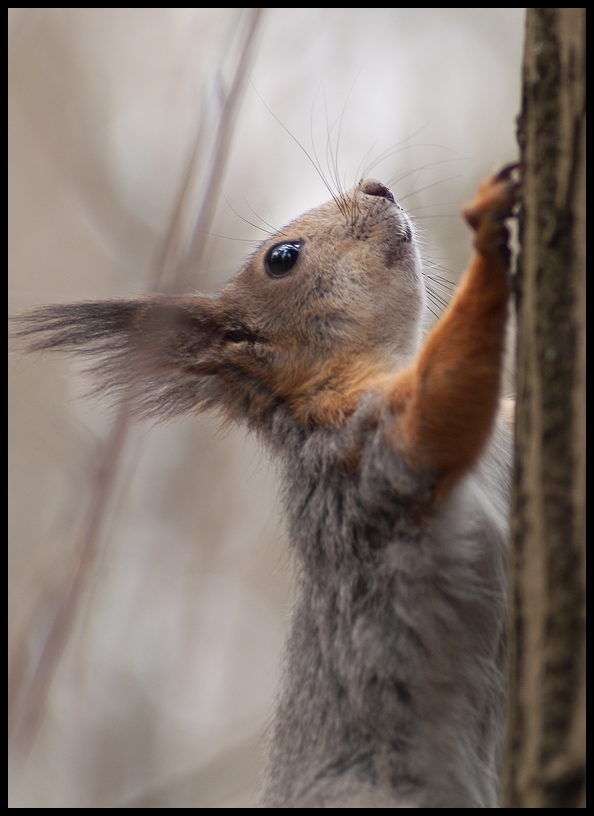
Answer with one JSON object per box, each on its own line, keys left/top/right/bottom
{"left": 386, "top": 164, "right": 520, "bottom": 496}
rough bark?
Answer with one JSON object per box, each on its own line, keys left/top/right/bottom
{"left": 505, "top": 8, "right": 586, "bottom": 808}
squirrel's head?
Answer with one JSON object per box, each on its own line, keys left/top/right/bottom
{"left": 13, "top": 179, "right": 426, "bottom": 429}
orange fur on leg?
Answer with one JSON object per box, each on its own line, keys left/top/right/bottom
{"left": 384, "top": 164, "right": 520, "bottom": 496}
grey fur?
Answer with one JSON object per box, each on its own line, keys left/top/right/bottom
{"left": 257, "top": 398, "right": 511, "bottom": 807}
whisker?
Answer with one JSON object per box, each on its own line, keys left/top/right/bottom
{"left": 359, "top": 123, "right": 436, "bottom": 178}
{"left": 221, "top": 192, "right": 276, "bottom": 237}
{"left": 395, "top": 174, "right": 463, "bottom": 205}
{"left": 250, "top": 80, "right": 342, "bottom": 212}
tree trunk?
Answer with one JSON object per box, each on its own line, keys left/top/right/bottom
{"left": 505, "top": 8, "right": 586, "bottom": 808}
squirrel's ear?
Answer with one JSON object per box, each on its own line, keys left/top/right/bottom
{"left": 11, "top": 296, "right": 245, "bottom": 418}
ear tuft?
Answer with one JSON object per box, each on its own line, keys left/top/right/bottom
{"left": 11, "top": 297, "right": 231, "bottom": 419}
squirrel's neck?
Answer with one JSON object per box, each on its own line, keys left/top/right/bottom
{"left": 279, "top": 354, "right": 398, "bottom": 428}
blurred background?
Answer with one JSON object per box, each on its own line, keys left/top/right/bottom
{"left": 8, "top": 9, "right": 525, "bottom": 807}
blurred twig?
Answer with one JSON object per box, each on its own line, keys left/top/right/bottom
{"left": 8, "top": 403, "right": 132, "bottom": 754}
{"left": 177, "top": 8, "right": 264, "bottom": 289}
{"left": 8, "top": 7, "right": 265, "bottom": 762}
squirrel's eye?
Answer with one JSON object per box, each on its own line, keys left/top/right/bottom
{"left": 265, "top": 242, "right": 302, "bottom": 277}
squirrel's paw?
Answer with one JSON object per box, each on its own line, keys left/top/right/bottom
{"left": 462, "top": 163, "right": 521, "bottom": 258}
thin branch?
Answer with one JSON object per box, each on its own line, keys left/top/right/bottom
{"left": 177, "top": 8, "right": 264, "bottom": 290}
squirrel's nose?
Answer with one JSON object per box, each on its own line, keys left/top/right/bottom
{"left": 358, "top": 178, "right": 395, "bottom": 203}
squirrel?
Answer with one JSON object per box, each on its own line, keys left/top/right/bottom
{"left": 13, "top": 164, "right": 520, "bottom": 807}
